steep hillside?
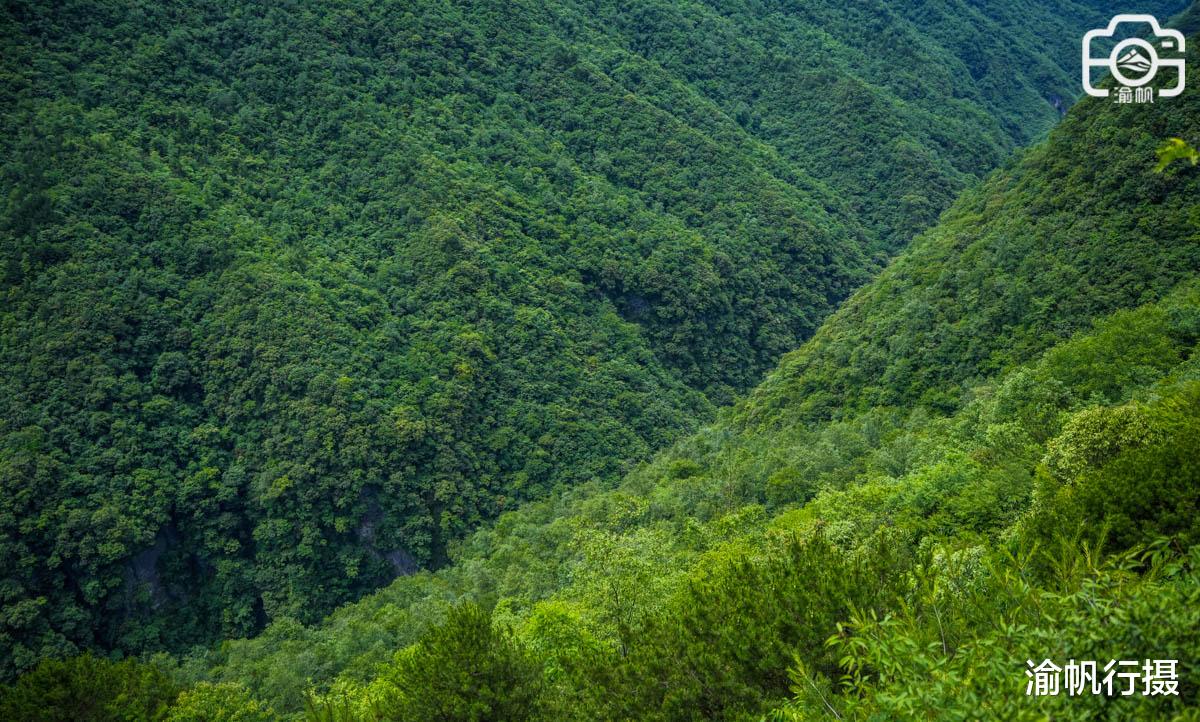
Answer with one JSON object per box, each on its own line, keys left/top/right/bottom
{"left": 571, "top": 0, "right": 1138, "bottom": 251}
{"left": 741, "top": 54, "right": 1200, "bottom": 427}
{"left": 143, "top": 29, "right": 1200, "bottom": 720}
{"left": 0, "top": 0, "right": 1155, "bottom": 674}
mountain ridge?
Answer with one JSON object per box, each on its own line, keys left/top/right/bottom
{"left": 0, "top": 0, "right": 1191, "bottom": 698}
{"left": 146, "top": 26, "right": 1200, "bottom": 720}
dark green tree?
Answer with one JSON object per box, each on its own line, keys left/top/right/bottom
{"left": 381, "top": 603, "right": 544, "bottom": 722}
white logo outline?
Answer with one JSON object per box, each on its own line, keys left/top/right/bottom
{"left": 1082, "top": 14, "right": 1185, "bottom": 99}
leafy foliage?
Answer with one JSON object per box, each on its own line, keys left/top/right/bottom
{"left": 356, "top": 602, "right": 542, "bottom": 722}
{"left": 167, "top": 683, "right": 276, "bottom": 722}
{"left": 1157, "top": 137, "right": 1200, "bottom": 172}
{"left": 0, "top": 0, "right": 1151, "bottom": 676}
{"left": 142, "top": 35, "right": 1200, "bottom": 719}
{"left": 4, "top": 1, "right": 1200, "bottom": 720}
{"left": 772, "top": 542, "right": 1200, "bottom": 721}
{"left": 0, "top": 655, "right": 178, "bottom": 722}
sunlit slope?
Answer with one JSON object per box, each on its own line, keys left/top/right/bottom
{"left": 1, "top": 0, "right": 1157, "bottom": 672}
{"left": 179, "top": 31, "right": 1200, "bottom": 718}
{"left": 740, "top": 62, "right": 1200, "bottom": 429}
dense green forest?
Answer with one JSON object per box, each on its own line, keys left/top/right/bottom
{"left": 2, "top": 0, "right": 1168, "bottom": 680}
{"left": 4, "top": 0, "right": 1200, "bottom": 719}
{"left": 6, "top": 21, "right": 1196, "bottom": 722}
{"left": 153, "top": 72, "right": 1200, "bottom": 719}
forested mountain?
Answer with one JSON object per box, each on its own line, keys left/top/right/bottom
{"left": 61, "top": 22, "right": 1198, "bottom": 721}
{"left": 1, "top": 0, "right": 1164, "bottom": 678}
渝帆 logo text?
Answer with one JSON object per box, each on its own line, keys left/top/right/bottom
{"left": 1083, "top": 14, "right": 1185, "bottom": 103}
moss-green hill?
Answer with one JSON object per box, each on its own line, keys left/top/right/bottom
{"left": 147, "top": 24, "right": 1200, "bottom": 721}
{"left": 3, "top": 0, "right": 1160, "bottom": 675}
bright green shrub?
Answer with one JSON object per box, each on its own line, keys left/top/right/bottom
{"left": 608, "top": 532, "right": 912, "bottom": 720}
{"left": 167, "top": 682, "right": 275, "bottom": 722}
{"left": 377, "top": 603, "right": 543, "bottom": 722}
{"left": 772, "top": 543, "right": 1200, "bottom": 721}
{"left": 0, "top": 655, "right": 178, "bottom": 722}
{"left": 1026, "top": 383, "right": 1200, "bottom": 555}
